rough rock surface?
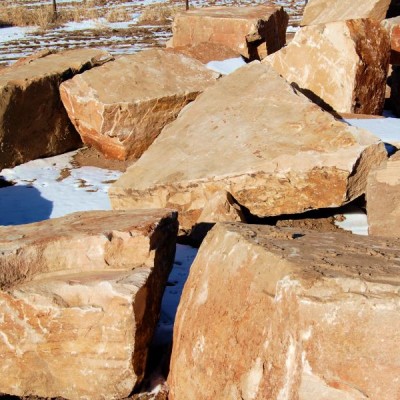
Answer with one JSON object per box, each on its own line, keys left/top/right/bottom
{"left": 169, "top": 222, "right": 400, "bottom": 400}
{"left": 367, "top": 153, "right": 400, "bottom": 236}
{"left": 0, "top": 48, "right": 112, "bottom": 170}
{"left": 0, "top": 209, "right": 178, "bottom": 399}
{"left": 266, "top": 19, "right": 390, "bottom": 114}
{"left": 110, "top": 62, "right": 387, "bottom": 230}
{"left": 168, "top": 6, "right": 288, "bottom": 60}
{"left": 301, "top": 0, "right": 391, "bottom": 26}
{"left": 381, "top": 16, "right": 400, "bottom": 64}
{"left": 60, "top": 49, "right": 217, "bottom": 161}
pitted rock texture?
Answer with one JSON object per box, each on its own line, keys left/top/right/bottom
{"left": 0, "top": 209, "right": 178, "bottom": 399}
{"left": 266, "top": 19, "right": 390, "bottom": 114}
{"left": 367, "top": 155, "right": 400, "bottom": 236}
{"left": 301, "top": 0, "right": 391, "bottom": 26}
{"left": 168, "top": 222, "right": 400, "bottom": 400}
{"left": 169, "top": 6, "right": 288, "bottom": 60}
{"left": 109, "top": 62, "right": 387, "bottom": 230}
{"left": 60, "top": 49, "right": 217, "bottom": 161}
{"left": 0, "top": 48, "right": 112, "bottom": 170}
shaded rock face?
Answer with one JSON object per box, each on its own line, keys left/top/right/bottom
{"left": 60, "top": 49, "right": 217, "bottom": 161}
{"left": 390, "top": 65, "right": 400, "bottom": 116}
{"left": 168, "top": 223, "right": 400, "bottom": 400}
{"left": 169, "top": 6, "right": 288, "bottom": 60}
{"left": 367, "top": 154, "right": 400, "bottom": 236}
{"left": 0, "top": 48, "right": 112, "bottom": 170}
{"left": 301, "top": 0, "right": 391, "bottom": 26}
{"left": 266, "top": 19, "right": 390, "bottom": 115}
{"left": 109, "top": 62, "right": 387, "bottom": 231}
{"left": 0, "top": 209, "right": 178, "bottom": 399}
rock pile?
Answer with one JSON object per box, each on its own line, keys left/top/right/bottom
{"left": 1, "top": 0, "right": 400, "bottom": 399}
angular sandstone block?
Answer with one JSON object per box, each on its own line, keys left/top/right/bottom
{"left": 266, "top": 19, "right": 390, "bottom": 114}
{"left": 109, "top": 62, "right": 387, "bottom": 230}
{"left": 0, "top": 48, "right": 112, "bottom": 169}
{"left": 0, "top": 209, "right": 178, "bottom": 399}
{"left": 367, "top": 153, "right": 400, "bottom": 236}
{"left": 301, "top": 0, "right": 391, "bottom": 26}
{"left": 169, "top": 6, "right": 288, "bottom": 60}
{"left": 381, "top": 16, "right": 400, "bottom": 64}
{"left": 60, "top": 49, "right": 217, "bottom": 161}
{"left": 169, "top": 223, "right": 400, "bottom": 400}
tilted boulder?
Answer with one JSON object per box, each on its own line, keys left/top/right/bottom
{"left": 60, "top": 49, "right": 217, "bottom": 161}
{"left": 169, "top": 222, "right": 400, "bottom": 400}
{"left": 266, "top": 19, "right": 390, "bottom": 114}
{"left": 109, "top": 62, "right": 387, "bottom": 230}
{"left": 0, "top": 48, "right": 112, "bottom": 170}
{"left": 168, "top": 6, "right": 288, "bottom": 60}
{"left": 367, "top": 152, "right": 400, "bottom": 236}
{"left": 301, "top": 0, "right": 391, "bottom": 26}
{"left": 0, "top": 209, "right": 178, "bottom": 399}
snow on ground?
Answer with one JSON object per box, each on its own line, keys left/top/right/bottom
{"left": 206, "top": 57, "right": 246, "bottom": 75}
{"left": 335, "top": 207, "right": 369, "bottom": 236}
{"left": 0, "top": 26, "right": 38, "bottom": 43}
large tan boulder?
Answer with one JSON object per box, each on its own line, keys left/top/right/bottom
{"left": 367, "top": 152, "right": 400, "bottom": 236}
{"left": 168, "top": 6, "right": 288, "bottom": 60}
{"left": 266, "top": 19, "right": 390, "bottom": 115}
{"left": 60, "top": 49, "right": 217, "bottom": 161}
{"left": 109, "top": 62, "right": 387, "bottom": 230}
{"left": 0, "top": 209, "right": 178, "bottom": 399}
{"left": 301, "top": 0, "right": 391, "bottom": 26}
{"left": 169, "top": 222, "right": 400, "bottom": 400}
{"left": 0, "top": 48, "right": 112, "bottom": 170}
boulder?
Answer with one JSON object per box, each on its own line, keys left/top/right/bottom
{"left": 109, "top": 62, "right": 387, "bottom": 230}
{"left": 168, "top": 6, "right": 288, "bottom": 60}
{"left": 0, "top": 209, "right": 178, "bottom": 399}
{"left": 60, "top": 49, "right": 217, "bottom": 161}
{"left": 301, "top": 0, "right": 391, "bottom": 26}
{"left": 266, "top": 19, "right": 390, "bottom": 114}
{"left": 367, "top": 152, "right": 400, "bottom": 236}
{"left": 381, "top": 16, "right": 400, "bottom": 63}
{"left": 0, "top": 48, "right": 112, "bottom": 170}
{"left": 168, "top": 222, "right": 400, "bottom": 400}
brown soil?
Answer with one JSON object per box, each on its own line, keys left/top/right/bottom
{"left": 71, "top": 146, "right": 136, "bottom": 172}
{"left": 276, "top": 215, "right": 347, "bottom": 233}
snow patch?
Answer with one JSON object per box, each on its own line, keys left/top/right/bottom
{"left": 206, "top": 57, "right": 247, "bottom": 75}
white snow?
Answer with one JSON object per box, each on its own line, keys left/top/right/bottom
{"left": 59, "top": 17, "right": 138, "bottom": 32}
{"left": 206, "top": 57, "right": 247, "bottom": 75}
{"left": 345, "top": 118, "right": 400, "bottom": 148}
{"left": 0, "top": 26, "right": 38, "bottom": 44}
{"left": 335, "top": 207, "right": 369, "bottom": 236}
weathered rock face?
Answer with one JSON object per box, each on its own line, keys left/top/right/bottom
{"left": 110, "top": 62, "right": 387, "bottom": 230}
{"left": 266, "top": 19, "right": 390, "bottom": 114}
{"left": 169, "top": 6, "right": 288, "bottom": 60}
{"left": 0, "top": 48, "right": 112, "bottom": 170}
{"left": 381, "top": 16, "right": 400, "bottom": 63}
{"left": 168, "top": 222, "right": 400, "bottom": 400}
{"left": 301, "top": 0, "right": 391, "bottom": 26}
{"left": 0, "top": 209, "right": 178, "bottom": 399}
{"left": 367, "top": 153, "right": 400, "bottom": 236}
{"left": 60, "top": 49, "right": 217, "bottom": 161}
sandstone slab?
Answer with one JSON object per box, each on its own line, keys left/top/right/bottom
{"left": 169, "top": 222, "right": 400, "bottom": 400}
{"left": 0, "top": 48, "right": 112, "bottom": 170}
{"left": 168, "top": 6, "right": 288, "bottom": 60}
{"left": 0, "top": 209, "right": 178, "bottom": 399}
{"left": 110, "top": 62, "right": 387, "bottom": 230}
{"left": 367, "top": 153, "right": 400, "bottom": 236}
{"left": 301, "top": 0, "right": 391, "bottom": 26}
{"left": 60, "top": 49, "right": 217, "bottom": 161}
{"left": 381, "top": 16, "right": 400, "bottom": 64}
{"left": 266, "top": 19, "right": 390, "bottom": 114}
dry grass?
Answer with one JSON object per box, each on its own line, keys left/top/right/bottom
{"left": 139, "top": 2, "right": 182, "bottom": 24}
{"left": 105, "top": 6, "right": 131, "bottom": 23}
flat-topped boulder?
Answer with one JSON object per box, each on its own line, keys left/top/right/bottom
{"left": 301, "top": 0, "right": 391, "bottom": 26}
{"left": 60, "top": 49, "right": 217, "bottom": 161}
{"left": 367, "top": 152, "right": 400, "bottom": 236}
{"left": 0, "top": 48, "right": 112, "bottom": 170}
{"left": 168, "top": 6, "right": 288, "bottom": 60}
{"left": 266, "top": 19, "right": 390, "bottom": 114}
{"left": 169, "top": 222, "right": 400, "bottom": 399}
{"left": 110, "top": 62, "right": 387, "bottom": 230}
{"left": 0, "top": 209, "right": 178, "bottom": 399}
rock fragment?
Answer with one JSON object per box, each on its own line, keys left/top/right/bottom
{"left": 60, "top": 49, "right": 217, "bottom": 160}
{"left": 169, "top": 222, "right": 400, "bottom": 399}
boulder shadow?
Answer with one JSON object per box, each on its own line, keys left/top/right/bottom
{"left": 0, "top": 184, "right": 53, "bottom": 226}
